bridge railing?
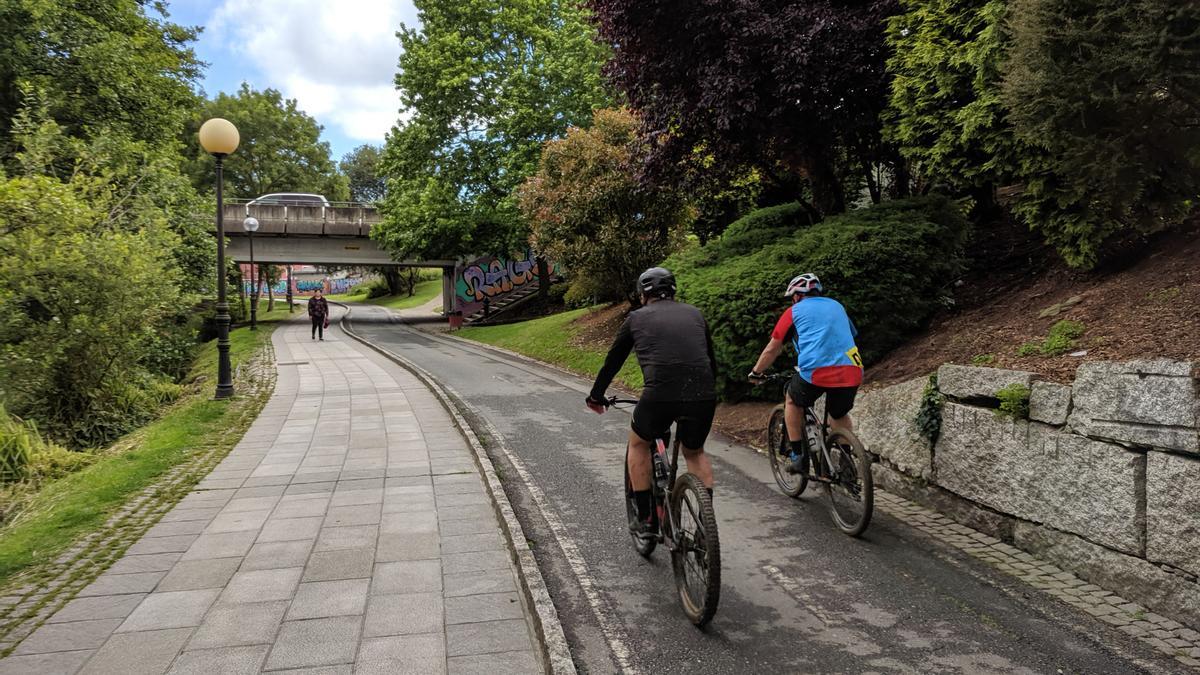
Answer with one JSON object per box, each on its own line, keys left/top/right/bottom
{"left": 220, "top": 200, "right": 381, "bottom": 237}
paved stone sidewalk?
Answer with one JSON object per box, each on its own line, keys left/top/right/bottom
{"left": 0, "top": 313, "right": 541, "bottom": 674}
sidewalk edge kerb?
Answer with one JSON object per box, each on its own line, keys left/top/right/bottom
{"left": 336, "top": 305, "right": 576, "bottom": 675}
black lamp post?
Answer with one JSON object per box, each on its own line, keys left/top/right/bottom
{"left": 198, "top": 118, "right": 240, "bottom": 400}
{"left": 286, "top": 264, "right": 294, "bottom": 312}
{"left": 243, "top": 216, "right": 260, "bottom": 330}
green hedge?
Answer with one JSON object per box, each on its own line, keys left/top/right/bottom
{"left": 670, "top": 196, "right": 970, "bottom": 399}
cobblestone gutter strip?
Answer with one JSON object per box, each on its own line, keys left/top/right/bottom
{"left": 874, "top": 490, "right": 1200, "bottom": 670}
{"left": 0, "top": 344, "right": 277, "bottom": 657}
{"left": 339, "top": 307, "right": 575, "bottom": 675}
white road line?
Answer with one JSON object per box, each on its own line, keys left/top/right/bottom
{"left": 468, "top": 410, "right": 641, "bottom": 675}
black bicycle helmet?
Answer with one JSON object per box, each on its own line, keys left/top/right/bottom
{"left": 638, "top": 267, "right": 677, "bottom": 299}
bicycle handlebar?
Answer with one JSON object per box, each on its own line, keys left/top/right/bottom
{"left": 750, "top": 371, "right": 792, "bottom": 383}
{"left": 604, "top": 396, "right": 639, "bottom": 407}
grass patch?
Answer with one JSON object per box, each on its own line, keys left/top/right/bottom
{"left": 238, "top": 302, "right": 303, "bottom": 325}
{"left": 458, "top": 307, "right": 644, "bottom": 392}
{"left": 0, "top": 324, "right": 275, "bottom": 586}
{"left": 328, "top": 278, "right": 443, "bottom": 312}
{"left": 366, "top": 279, "right": 442, "bottom": 311}
{"left": 1017, "top": 319, "right": 1087, "bottom": 357}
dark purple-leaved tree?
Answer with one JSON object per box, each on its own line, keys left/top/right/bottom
{"left": 587, "top": 0, "right": 899, "bottom": 215}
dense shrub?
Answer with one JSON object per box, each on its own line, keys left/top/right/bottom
{"left": 0, "top": 406, "right": 89, "bottom": 484}
{"left": 143, "top": 310, "right": 203, "bottom": 382}
{"left": 671, "top": 196, "right": 970, "bottom": 399}
{"left": 671, "top": 202, "right": 814, "bottom": 270}
{"left": 0, "top": 172, "right": 183, "bottom": 449}
{"left": 364, "top": 279, "right": 391, "bottom": 299}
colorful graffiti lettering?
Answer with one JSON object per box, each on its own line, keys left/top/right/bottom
{"left": 456, "top": 251, "right": 539, "bottom": 305}
{"left": 296, "top": 280, "right": 326, "bottom": 292}
{"left": 243, "top": 278, "right": 365, "bottom": 295}
{"left": 329, "top": 278, "right": 358, "bottom": 294}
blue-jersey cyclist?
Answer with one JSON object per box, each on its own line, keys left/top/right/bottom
{"left": 748, "top": 273, "right": 863, "bottom": 475}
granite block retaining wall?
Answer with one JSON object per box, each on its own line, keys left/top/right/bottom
{"left": 858, "top": 360, "right": 1200, "bottom": 627}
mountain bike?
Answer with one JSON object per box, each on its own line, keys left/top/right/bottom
{"left": 757, "top": 373, "right": 874, "bottom": 537}
{"left": 605, "top": 396, "right": 721, "bottom": 627}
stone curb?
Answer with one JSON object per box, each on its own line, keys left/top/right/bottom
{"left": 336, "top": 304, "right": 576, "bottom": 675}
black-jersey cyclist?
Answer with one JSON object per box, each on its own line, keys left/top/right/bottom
{"left": 585, "top": 267, "right": 718, "bottom": 542}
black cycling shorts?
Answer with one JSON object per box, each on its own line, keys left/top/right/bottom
{"left": 631, "top": 399, "right": 717, "bottom": 450}
{"left": 787, "top": 375, "right": 858, "bottom": 420}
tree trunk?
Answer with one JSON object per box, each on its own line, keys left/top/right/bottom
{"left": 892, "top": 160, "right": 912, "bottom": 198}
{"left": 383, "top": 267, "right": 402, "bottom": 296}
{"left": 407, "top": 269, "right": 418, "bottom": 297}
{"left": 864, "top": 163, "right": 882, "bottom": 205}
{"left": 237, "top": 267, "right": 246, "bottom": 320}
{"left": 256, "top": 266, "right": 266, "bottom": 316}
{"left": 267, "top": 271, "right": 275, "bottom": 312}
{"left": 536, "top": 256, "right": 550, "bottom": 302}
{"left": 803, "top": 154, "right": 846, "bottom": 216}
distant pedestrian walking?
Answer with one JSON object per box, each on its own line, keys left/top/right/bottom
{"left": 309, "top": 291, "right": 329, "bottom": 340}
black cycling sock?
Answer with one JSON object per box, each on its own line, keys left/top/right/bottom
{"left": 788, "top": 439, "right": 806, "bottom": 456}
{"left": 633, "top": 490, "right": 653, "bottom": 522}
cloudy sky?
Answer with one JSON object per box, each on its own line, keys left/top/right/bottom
{"left": 168, "top": 0, "right": 418, "bottom": 160}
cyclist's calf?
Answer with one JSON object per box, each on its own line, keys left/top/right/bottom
{"left": 680, "top": 444, "right": 714, "bottom": 489}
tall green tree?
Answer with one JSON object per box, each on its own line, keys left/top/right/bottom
{"left": 184, "top": 84, "right": 349, "bottom": 201}
{"left": 340, "top": 144, "right": 386, "bottom": 203}
{"left": 376, "top": 0, "right": 611, "bottom": 262}
{"left": 1003, "top": 0, "right": 1200, "bottom": 267}
{"left": 518, "top": 108, "right": 690, "bottom": 304}
{"left": 0, "top": 0, "right": 201, "bottom": 157}
{"left": 885, "top": 0, "right": 1022, "bottom": 203}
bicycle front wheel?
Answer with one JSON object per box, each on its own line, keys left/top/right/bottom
{"left": 767, "top": 405, "right": 807, "bottom": 498}
{"left": 824, "top": 429, "right": 874, "bottom": 537}
{"left": 670, "top": 473, "right": 720, "bottom": 627}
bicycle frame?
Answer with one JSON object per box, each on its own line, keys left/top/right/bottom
{"left": 650, "top": 436, "right": 683, "bottom": 547}
{"left": 764, "top": 373, "right": 837, "bottom": 483}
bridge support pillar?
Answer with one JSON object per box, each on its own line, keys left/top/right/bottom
{"left": 442, "top": 267, "right": 455, "bottom": 319}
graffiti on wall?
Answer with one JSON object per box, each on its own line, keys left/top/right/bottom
{"left": 456, "top": 251, "right": 539, "bottom": 305}
{"left": 329, "top": 278, "right": 358, "bottom": 294}
{"left": 241, "top": 277, "right": 364, "bottom": 296}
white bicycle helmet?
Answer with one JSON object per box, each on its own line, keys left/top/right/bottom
{"left": 784, "top": 272, "right": 822, "bottom": 297}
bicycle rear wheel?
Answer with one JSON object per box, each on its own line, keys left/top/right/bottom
{"left": 624, "top": 446, "right": 656, "bottom": 557}
{"left": 767, "top": 405, "right": 807, "bottom": 498}
{"left": 670, "top": 473, "right": 720, "bottom": 627}
{"left": 824, "top": 429, "right": 874, "bottom": 537}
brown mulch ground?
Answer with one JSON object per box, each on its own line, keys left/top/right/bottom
{"left": 866, "top": 222, "right": 1200, "bottom": 388}
{"left": 570, "top": 302, "right": 629, "bottom": 350}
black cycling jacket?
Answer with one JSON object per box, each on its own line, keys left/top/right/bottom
{"left": 589, "top": 299, "right": 718, "bottom": 402}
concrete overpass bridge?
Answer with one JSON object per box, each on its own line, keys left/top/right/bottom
{"left": 219, "top": 200, "right": 455, "bottom": 269}
{"left": 216, "top": 200, "right": 457, "bottom": 314}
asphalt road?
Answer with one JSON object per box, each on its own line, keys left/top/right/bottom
{"left": 344, "top": 305, "right": 1179, "bottom": 675}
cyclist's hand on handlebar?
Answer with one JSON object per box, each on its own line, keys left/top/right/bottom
{"left": 747, "top": 370, "right": 767, "bottom": 384}
{"left": 585, "top": 395, "right": 607, "bottom": 415}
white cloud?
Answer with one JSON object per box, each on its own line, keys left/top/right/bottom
{"left": 208, "top": 0, "right": 417, "bottom": 144}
